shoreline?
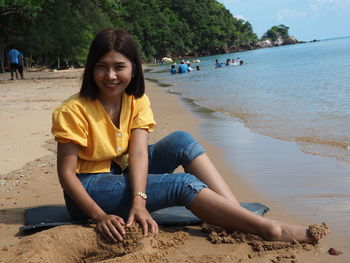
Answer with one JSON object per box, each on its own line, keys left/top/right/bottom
{"left": 175, "top": 88, "right": 350, "bottom": 237}
{"left": 146, "top": 76, "right": 350, "bottom": 259}
{"left": 0, "top": 70, "right": 348, "bottom": 262}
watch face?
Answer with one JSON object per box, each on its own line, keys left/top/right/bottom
{"left": 141, "top": 192, "right": 147, "bottom": 199}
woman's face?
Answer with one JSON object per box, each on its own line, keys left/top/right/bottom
{"left": 93, "top": 50, "right": 133, "bottom": 100}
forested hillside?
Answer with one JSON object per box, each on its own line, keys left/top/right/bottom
{"left": 0, "top": 0, "right": 258, "bottom": 68}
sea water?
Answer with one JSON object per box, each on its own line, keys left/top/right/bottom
{"left": 146, "top": 36, "right": 350, "bottom": 243}
{"left": 148, "top": 37, "right": 350, "bottom": 163}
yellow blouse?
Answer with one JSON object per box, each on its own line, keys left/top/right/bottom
{"left": 52, "top": 92, "right": 156, "bottom": 174}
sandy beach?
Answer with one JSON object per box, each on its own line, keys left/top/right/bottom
{"left": 0, "top": 69, "right": 348, "bottom": 262}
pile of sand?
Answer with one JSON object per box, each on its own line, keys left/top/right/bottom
{"left": 307, "top": 223, "right": 329, "bottom": 243}
{"left": 202, "top": 223, "right": 328, "bottom": 247}
{"left": 1, "top": 224, "right": 189, "bottom": 263}
{"left": 200, "top": 223, "right": 330, "bottom": 263}
{"left": 4, "top": 222, "right": 326, "bottom": 263}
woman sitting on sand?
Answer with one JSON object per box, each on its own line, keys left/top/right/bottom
{"left": 52, "top": 29, "right": 327, "bottom": 243}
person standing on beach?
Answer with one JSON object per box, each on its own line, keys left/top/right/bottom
{"left": 8, "top": 46, "right": 20, "bottom": 80}
{"left": 18, "top": 52, "right": 25, "bottom": 79}
{"left": 52, "top": 29, "right": 328, "bottom": 243}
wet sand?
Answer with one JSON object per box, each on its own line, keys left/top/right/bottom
{"left": 0, "top": 69, "right": 348, "bottom": 262}
{"left": 175, "top": 93, "right": 350, "bottom": 248}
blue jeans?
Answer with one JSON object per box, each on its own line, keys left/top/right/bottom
{"left": 64, "top": 131, "right": 207, "bottom": 220}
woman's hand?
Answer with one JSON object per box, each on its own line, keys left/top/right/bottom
{"left": 127, "top": 129, "right": 158, "bottom": 236}
{"left": 126, "top": 203, "right": 159, "bottom": 236}
{"left": 57, "top": 142, "right": 126, "bottom": 243}
{"left": 95, "top": 214, "right": 126, "bottom": 242}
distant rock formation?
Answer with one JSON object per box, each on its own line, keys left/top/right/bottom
{"left": 256, "top": 36, "right": 305, "bottom": 48}
{"left": 257, "top": 25, "right": 306, "bottom": 49}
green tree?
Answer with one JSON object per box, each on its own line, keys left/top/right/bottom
{"left": 261, "top": 24, "right": 290, "bottom": 42}
{"left": 1, "top": 0, "right": 261, "bottom": 67}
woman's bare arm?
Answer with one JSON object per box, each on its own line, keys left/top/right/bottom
{"left": 57, "top": 142, "right": 106, "bottom": 219}
{"left": 126, "top": 128, "right": 158, "bottom": 235}
{"left": 57, "top": 142, "right": 125, "bottom": 242}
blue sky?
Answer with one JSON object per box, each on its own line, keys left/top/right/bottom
{"left": 217, "top": 0, "right": 350, "bottom": 41}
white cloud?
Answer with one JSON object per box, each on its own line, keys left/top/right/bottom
{"left": 276, "top": 9, "right": 308, "bottom": 21}
{"left": 220, "top": 0, "right": 241, "bottom": 3}
{"left": 310, "top": 0, "right": 350, "bottom": 11}
{"left": 234, "top": 14, "right": 247, "bottom": 21}
{"left": 309, "top": 4, "right": 319, "bottom": 12}
{"left": 314, "top": 0, "right": 347, "bottom": 4}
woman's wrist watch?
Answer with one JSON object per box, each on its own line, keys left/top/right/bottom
{"left": 133, "top": 191, "right": 147, "bottom": 200}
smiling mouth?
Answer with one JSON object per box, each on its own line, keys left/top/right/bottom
{"left": 104, "top": 82, "right": 121, "bottom": 88}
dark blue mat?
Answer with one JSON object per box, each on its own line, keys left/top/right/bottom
{"left": 20, "top": 202, "right": 269, "bottom": 233}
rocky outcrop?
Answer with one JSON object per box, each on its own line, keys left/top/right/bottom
{"left": 256, "top": 36, "right": 305, "bottom": 48}
{"left": 256, "top": 39, "right": 272, "bottom": 48}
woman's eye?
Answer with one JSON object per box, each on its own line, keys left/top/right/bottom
{"left": 95, "top": 64, "right": 106, "bottom": 69}
{"left": 114, "top": 65, "right": 125, "bottom": 70}
{"left": 94, "top": 64, "right": 126, "bottom": 72}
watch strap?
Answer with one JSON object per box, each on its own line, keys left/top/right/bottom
{"left": 133, "top": 191, "right": 147, "bottom": 200}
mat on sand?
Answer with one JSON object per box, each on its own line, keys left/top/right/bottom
{"left": 20, "top": 202, "right": 269, "bottom": 234}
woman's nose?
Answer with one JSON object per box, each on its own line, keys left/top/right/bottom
{"left": 106, "top": 68, "right": 117, "bottom": 79}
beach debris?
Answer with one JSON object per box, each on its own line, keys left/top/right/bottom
{"left": 328, "top": 247, "right": 343, "bottom": 255}
{"left": 306, "top": 223, "right": 329, "bottom": 243}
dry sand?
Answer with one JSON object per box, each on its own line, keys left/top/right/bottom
{"left": 0, "top": 69, "right": 348, "bottom": 262}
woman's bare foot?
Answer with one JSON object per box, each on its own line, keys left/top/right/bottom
{"left": 261, "top": 221, "right": 329, "bottom": 243}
